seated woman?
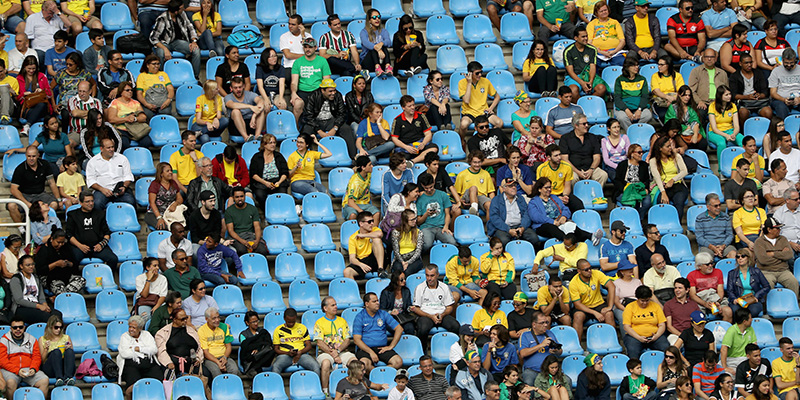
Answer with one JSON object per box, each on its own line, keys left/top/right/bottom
{"left": 732, "top": 189, "right": 765, "bottom": 251}
{"left": 288, "top": 133, "right": 333, "bottom": 197}
{"left": 650, "top": 55, "right": 684, "bottom": 120}
{"left": 34, "top": 228, "right": 83, "bottom": 295}
{"left": 391, "top": 209, "right": 425, "bottom": 276}
{"left": 16, "top": 55, "right": 56, "bottom": 130}
{"left": 249, "top": 134, "right": 289, "bottom": 207}
{"left": 191, "top": 80, "right": 229, "bottom": 144}
{"left": 613, "top": 56, "right": 653, "bottom": 130}
{"left": 345, "top": 75, "right": 374, "bottom": 134}
{"left": 105, "top": 81, "right": 148, "bottom": 149}
{"left": 29, "top": 201, "right": 60, "bottom": 247}
{"left": 601, "top": 118, "right": 629, "bottom": 181}
{"left": 576, "top": 354, "right": 611, "bottom": 400}
{"left": 146, "top": 162, "right": 183, "bottom": 230}
{"left": 134, "top": 257, "right": 168, "bottom": 322}
{"left": 119, "top": 315, "right": 163, "bottom": 398}
{"left": 379, "top": 270, "right": 415, "bottom": 334}
{"left": 586, "top": 2, "right": 626, "bottom": 68}
{"left": 533, "top": 355, "right": 573, "bottom": 400}
{"left": 136, "top": 54, "right": 174, "bottom": 121}
{"left": 183, "top": 279, "right": 219, "bottom": 329}
{"left": 648, "top": 136, "right": 689, "bottom": 221}
{"left": 522, "top": 40, "right": 557, "bottom": 97}
{"left": 708, "top": 85, "right": 742, "bottom": 165}
{"left": 665, "top": 85, "right": 707, "bottom": 151}
{"left": 81, "top": 109, "right": 123, "bottom": 162}
{"left": 482, "top": 325, "right": 519, "bottom": 382}
{"left": 423, "top": 70, "right": 453, "bottom": 130}
{"left": 38, "top": 315, "right": 75, "bottom": 387}
{"left": 355, "top": 103, "right": 395, "bottom": 165}
{"left": 472, "top": 292, "right": 508, "bottom": 348}
{"left": 613, "top": 144, "right": 652, "bottom": 220}
{"left": 155, "top": 308, "right": 211, "bottom": 382}
{"left": 11, "top": 255, "right": 61, "bottom": 324}
{"left": 392, "top": 15, "right": 428, "bottom": 76}
{"left": 0, "top": 235, "right": 23, "bottom": 282}
{"left": 528, "top": 177, "right": 599, "bottom": 243}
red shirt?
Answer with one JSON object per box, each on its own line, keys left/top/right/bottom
{"left": 667, "top": 13, "right": 705, "bottom": 48}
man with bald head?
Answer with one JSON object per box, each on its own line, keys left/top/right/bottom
{"left": 66, "top": 80, "right": 101, "bottom": 143}
{"left": 8, "top": 145, "right": 59, "bottom": 223}
{"left": 688, "top": 48, "right": 729, "bottom": 124}
{"left": 7, "top": 33, "right": 36, "bottom": 75}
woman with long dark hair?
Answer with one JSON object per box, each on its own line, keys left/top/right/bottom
{"left": 522, "top": 40, "right": 557, "bottom": 96}
{"left": 80, "top": 109, "right": 122, "bottom": 161}
{"left": 379, "top": 270, "right": 415, "bottom": 334}
{"left": 423, "top": 70, "right": 452, "bottom": 130}
{"left": 359, "top": 8, "right": 392, "bottom": 75}
{"left": 249, "top": 133, "right": 289, "bottom": 207}
{"left": 255, "top": 48, "right": 287, "bottom": 111}
{"left": 649, "top": 136, "right": 689, "bottom": 221}
{"left": 392, "top": 15, "right": 427, "bottom": 76}
{"left": 665, "top": 85, "right": 706, "bottom": 150}
{"left": 650, "top": 55, "right": 684, "bottom": 120}
{"left": 576, "top": 354, "right": 611, "bottom": 400}
{"left": 17, "top": 55, "right": 55, "bottom": 132}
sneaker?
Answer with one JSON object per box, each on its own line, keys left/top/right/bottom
{"left": 209, "top": 50, "right": 217, "bottom": 58}
{"left": 385, "top": 65, "right": 393, "bottom": 76}
{"left": 20, "top": 123, "right": 29, "bottom": 137}
{"left": 469, "top": 202, "right": 478, "bottom": 215}
{"left": 66, "top": 378, "right": 76, "bottom": 386}
{"left": 592, "top": 228, "right": 604, "bottom": 246}
{"left": 375, "top": 65, "right": 384, "bottom": 76}
{"left": 360, "top": 69, "right": 371, "bottom": 82}
{"left": 55, "top": 379, "right": 64, "bottom": 387}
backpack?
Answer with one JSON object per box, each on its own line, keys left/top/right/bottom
{"left": 227, "top": 28, "right": 264, "bottom": 50}
{"left": 116, "top": 33, "right": 153, "bottom": 56}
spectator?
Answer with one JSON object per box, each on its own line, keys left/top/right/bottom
{"left": 0, "top": 316, "right": 48, "bottom": 398}
{"left": 182, "top": 278, "right": 218, "bottom": 328}
{"left": 600, "top": 119, "right": 629, "bottom": 181}
{"left": 561, "top": 113, "right": 609, "bottom": 185}
{"left": 97, "top": 51, "right": 134, "bottom": 108}
{"left": 154, "top": 308, "right": 208, "bottom": 379}
{"left": 24, "top": 0, "right": 69, "bottom": 57}
{"left": 532, "top": 233, "right": 589, "bottom": 278}
{"left": 248, "top": 135, "right": 289, "bottom": 208}
{"left": 162, "top": 249, "right": 201, "bottom": 299}
{"left": 665, "top": 85, "right": 706, "bottom": 150}
{"left": 545, "top": 86, "right": 584, "bottom": 140}
{"left": 688, "top": 49, "right": 729, "bottom": 124}
{"left": 334, "top": 359, "right": 390, "bottom": 400}
{"left": 769, "top": 48, "right": 800, "bottom": 119}
{"left": 753, "top": 20, "right": 788, "bottom": 78}
{"left": 134, "top": 257, "right": 168, "bottom": 321}
{"left": 345, "top": 75, "right": 373, "bottom": 133}
{"left": 688, "top": 252, "right": 733, "bottom": 322}
{"left": 733, "top": 188, "right": 765, "bottom": 249}
{"left": 533, "top": 355, "right": 572, "bottom": 400}
{"left": 487, "top": 178, "right": 538, "bottom": 247}
{"left": 85, "top": 137, "right": 134, "bottom": 208}
{"left": 423, "top": 70, "right": 453, "bottom": 130}
{"left": 239, "top": 312, "right": 275, "bottom": 377}
{"left": 506, "top": 293, "right": 534, "bottom": 341}
{"left": 445, "top": 247, "right": 486, "bottom": 306}
{"left": 353, "top": 292, "right": 404, "bottom": 371}
{"left": 587, "top": 2, "right": 626, "bottom": 69}
{"left": 693, "top": 351, "right": 727, "bottom": 400}
{"left": 7, "top": 146, "right": 59, "bottom": 224}
{"left": 37, "top": 315, "right": 74, "bottom": 387}
{"left": 664, "top": 277, "right": 700, "bottom": 341}
{"left": 455, "top": 351, "right": 495, "bottom": 400}
{"left": 570, "top": 259, "right": 616, "bottom": 341}
{"left": 522, "top": 40, "right": 557, "bottom": 97}
{"left": 118, "top": 315, "right": 162, "bottom": 397}
{"left": 650, "top": 55, "right": 684, "bottom": 119}
{"left": 65, "top": 190, "right": 117, "bottom": 268}
{"left": 564, "top": 26, "right": 608, "bottom": 100}
{"left": 359, "top": 8, "right": 391, "bottom": 75}
{"left": 613, "top": 144, "right": 652, "bottom": 220}
{"left": 150, "top": 0, "right": 200, "bottom": 79}
{"left": 724, "top": 160, "right": 758, "bottom": 212}
{"left": 643, "top": 253, "right": 681, "bottom": 303}
{"left": 34, "top": 228, "right": 83, "bottom": 295}
{"left": 614, "top": 57, "right": 653, "bottom": 129}
{"left": 619, "top": 359, "right": 657, "bottom": 400}
{"left": 416, "top": 173, "right": 456, "bottom": 251}
{"left": 600, "top": 221, "right": 638, "bottom": 277}
{"left": 635, "top": 224, "right": 672, "bottom": 275}
{"left": 225, "top": 77, "right": 266, "bottom": 142}
{"left": 157, "top": 222, "right": 192, "bottom": 271}
{"left": 280, "top": 14, "right": 311, "bottom": 72}
{"left": 519, "top": 311, "right": 561, "bottom": 385}
{"left": 11, "top": 255, "right": 59, "bottom": 324}
{"left": 56, "top": 156, "right": 83, "bottom": 209}
{"left": 136, "top": 54, "right": 175, "bottom": 121}
{"left": 576, "top": 354, "right": 611, "bottom": 400}
{"left": 345, "top": 211, "right": 385, "bottom": 280}
{"left": 407, "top": 355, "right": 448, "bottom": 400}
{"left": 197, "top": 233, "right": 244, "bottom": 286}
{"left": 392, "top": 15, "right": 427, "bottom": 76}
{"left": 313, "top": 297, "right": 356, "bottom": 395}
{"left": 701, "top": 0, "right": 737, "bottom": 52}
{"left": 147, "top": 291, "right": 182, "bottom": 336}
{"left": 455, "top": 150, "right": 495, "bottom": 217}
{"left": 720, "top": 308, "right": 756, "bottom": 373}
{"left": 8, "top": 34, "right": 37, "bottom": 76}
{"left": 772, "top": 337, "right": 799, "bottom": 400}
{"left": 473, "top": 292, "right": 508, "bottom": 348}
{"left": 391, "top": 209, "right": 424, "bottom": 276}
{"left": 769, "top": 131, "right": 800, "bottom": 184}
{"left": 467, "top": 115, "right": 510, "bottom": 173}
{"left": 665, "top": 0, "right": 706, "bottom": 61}
{"left": 413, "top": 265, "right": 460, "bottom": 348}
{"left": 648, "top": 136, "right": 689, "bottom": 221}
{"left": 255, "top": 48, "right": 287, "bottom": 112}
{"left": 753, "top": 217, "right": 799, "bottom": 296}
{"left": 379, "top": 270, "right": 415, "bottom": 334}
{"left": 300, "top": 79, "right": 356, "bottom": 158}
{"left": 458, "top": 61, "right": 503, "bottom": 138}
{"left": 198, "top": 307, "right": 237, "bottom": 379}
{"left": 287, "top": 133, "right": 333, "bottom": 197}
{"left": 191, "top": 0, "right": 224, "bottom": 58}
{"left": 656, "top": 346, "right": 688, "bottom": 396}
{"left": 536, "top": 0, "right": 576, "bottom": 43}
{"left": 726, "top": 248, "right": 769, "bottom": 318}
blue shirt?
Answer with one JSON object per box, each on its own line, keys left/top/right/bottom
{"left": 481, "top": 342, "right": 519, "bottom": 374}
{"left": 518, "top": 330, "right": 559, "bottom": 371}
{"left": 599, "top": 240, "right": 635, "bottom": 276}
{"left": 352, "top": 308, "right": 399, "bottom": 348}
{"left": 416, "top": 189, "right": 452, "bottom": 229}
{"left": 701, "top": 7, "right": 737, "bottom": 34}
{"left": 44, "top": 47, "right": 77, "bottom": 74}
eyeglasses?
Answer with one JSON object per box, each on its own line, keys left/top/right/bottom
{"left": 736, "top": 254, "right": 748, "bottom": 259}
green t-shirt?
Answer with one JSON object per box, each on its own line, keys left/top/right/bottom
{"left": 416, "top": 189, "right": 452, "bottom": 230}
{"left": 536, "top": 0, "right": 570, "bottom": 25}
{"left": 224, "top": 204, "right": 262, "bottom": 235}
{"left": 721, "top": 324, "right": 757, "bottom": 358}
{"left": 292, "top": 55, "right": 331, "bottom": 93}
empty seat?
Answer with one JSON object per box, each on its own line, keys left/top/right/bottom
{"left": 173, "top": 376, "right": 207, "bottom": 400}
{"left": 176, "top": 84, "right": 203, "bottom": 116}
{"left": 302, "top": 193, "right": 337, "bottom": 223}
{"left": 427, "top": 16, "right": 460, "bottom": 46}
{"left": 648, "top": 204, "right": 682, "bottom": 234}
{"left": 315, "top": 251, "right": 346, "bottom": 281}
{"left": 301, "top": 224, "right": 336, "bottom": 252}
{"left": 108, "top": 232, "right": 142, "bottom": 261}
{"left": 132, "top": 379, "right": 165, "bottom": 400}
{"left": 95, "top": 290, "right": 129, "bottom": 322}
{"left": 462, "top": 14, "right": 495, "bottom": 44}
{"left": 573, "top": 180, "right": 608, "bottom": 211}
{"left": 263, "top": 225, "right": 299, "bottom": 255}
{"left": 454, "top": 215, "right": 489, "bottom": 245}
{"left": 767, "top": 288, "right": 800, "bottom": 318}
{"left": 586, "top": 323, "right": 623, "bottom": 355}
{"left": 105, "top": 319, "right": 128, "bottom": 352}
{"left": 238, "top": 253, "right": 271, "bottom": 285}
{"left": 213, "top": 285, "right": 248, "bottom": 315}
{"left": 608, "top": 206, "right": 644, "bottom": 236}
{"left": 290, "top": 371, "right": 325, "bottom": 400}
{"left": 275, "top": 252, "right": 310, "bottom": 283}
{"left": 149, "top": 115, "right": 182, "bottom": 146}
{"left": 371, "top": 76, "right": 403, "bottom": 106}
{"left": 106, "top": 203, "right": 140, "bottom": 233}
{"left": 252, "top": 281, "right": 286, "bottom": 314}
{"left": 329, "top": 278, "right": 362, "bottom": 308}
{"left": 66, "top": 322, "right": 102, "bottom": 353}
{"left": 100, "top": 2, "right": 134, "bottom": 31}
{"left": 431, "top": 130, "right": 466, "bottom": 161}
{"left": 123, "top": 147, "right": 156, "bottom": 176}
{"left": 500, "top": 12, "right": 533, "bottom": 42}
{"left": 55, "top": 293, "right": 90, "bottom": 323}
{"left": 253, "top": 373, "right": 288, "bottom": 400}
{"left": 82, "top": 263, "right": 118, "bottom": 293}
{"left": 289, "top": 279, "right": 321, "bottom": 311}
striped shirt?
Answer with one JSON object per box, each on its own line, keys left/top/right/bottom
{"left": 67, "top": 95, "right": 102, "bottom": 133}
{"left": 692, "top": 363, "right": 725, "bottom": 396}
{"left": 318, "top": 31, "right": 357, "bottom": 55}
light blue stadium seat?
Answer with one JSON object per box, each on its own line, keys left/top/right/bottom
{"left": 370, "top": 367, "right": 397, "bottom": 398}
{"left": 372, "top": 0, "right": 404, "bottom": 19}
{"left": 627, "top": 124, "right": 656, "bottom": 152}
{"left": 454, "top": 215, "right": 489, "bottom": 245}
{"left": 105, "top": 319, "right": 128, "bottom": 352}
{"left": 269, "top": 23, "right": 289, "bottom": 51}
{"left": 608, "top": 206, "right": 643, "bottom": 236}
{"left": 52, "top": 386, "right": 82, "bottom": 400}
{"left": 586, "top": 323, "right": 623, "bottom": 355}
{"left": 371, "top": 76, "right": 403, "bottom": 106}
{"left": 486, "top": 70, "right": 516, "bottom": 100}
{"left": 573, "top": 209, "right": 603, "bottom": 237}
{"left": 552, "top": 39, "right": 574, "bottom": 69}
{"left": 172, "top": 376, "right": 207, "bottom": 400}
{"left": 333, "top": 0, "right": 364, "bottom": 21}
{"left": 213, "top": 285, "right": 248, "bottom": 315}
{"left": 264, "top": 224, "right": 299, "bottom": 255}
{"left": 26, "top": 323, "right": 46, "bottom": 342}
{"left": 109, "top": 232, "right": 142, "bottom": 261}
{"left": 496, "top": 99, "right": 518, "bottom": 128}
{"left": 123, "top": 147, "right": 156, "bottom": 176}
{"left": 603, "top": 354, "right": 630, "bottom": 386}
{"left": 690, "top": 173, "right": 723, "bottom": 205}
{"left": 601, "top": 66, "right": 622, "bottom": 94}
{"left": 290, "top": 371, "right": 325, "bottom": 400}
{"left": 743, "top": 116, "right": 769, "bottom": 147}
{"left": 562, "top": 356, "right": 583, "bottom": 388}
{"left": 752, "top": 318, "right": 778, "bottom": 347}
{"left": 577, "top": 95, "right": 608, "bottom": 124}
{"left": 106, "top": 203, "right": 140, "bottom": 233}
{"left": 315, "top": 251, "right": 346, "bottom": 281}
{"left": 449, "top": 71, "right": 468, "bottom": 100}
{"left": 14, "top": 388, "right": 45, "bottom": 400}
{"left": 253, "top": 373, "right": 288, "bottom": 400}
{"left": 767, "top": 288, "right": 800, "bottom": 318}
{"left": 535, "top": 97, "right": 559, "bottom": 125}
{"left": 219, "top": 0, "right": 251, "bottom": 26}
{"left": 328, "top": 167, "right": 355, "bottom": 199}
{"left": 660, "top": 233, "right": 692, "bottom": 263}
{"left": 573, "top": 180, "right": 608, "bottom": 211}
{"left": 212, "top": 374, "right": 246, "bottom": 400}
{"left": 100, "top": 2, "right": 134, "bottom": 31}
{"left": 686, "top": 205, "right": 705, "bottom": 234}
{"left": 92, "top": 383, "right": 124, "bottom": 400}
{"left": 427, "top": 17, "right": 460, "bottom": 46}
{"left": 251, "top": 281, "right": 286, "bottom": 314}
{"left": 66, "top": 322, "right": 101, "bottom": 353}
{"left": 82, "top": 263, "right": 117, "bottom": 294}
{"left": 149, "top": 115, "right": 182, "bottom": 147}
{"left": 256, "top": 0, "right": 288, "bottom": 26}
{"left": 414, "top": 0, "right": 445, "bottom": 17}
{"left": 679, "top": 61, "right": 698, "bottom": 82}
{"left": 289, "top": 279, "right": 321, "bottom": 311}
{"left": 311, "top": 21, "right": 330, "bottom": 42}
{"left": 500, "top": 12, "right": 533, "bottom": 42}
{"left": 80, "top": 350, "right": 112, "bottom": 382}
{"left": 431, "top": 130, "right": 466, "bottom": 161}
{"left": 329, "top": 278, "right": 362, "bottom": 308}
{"left": 462, "top": 14, "right": 495, "bottom": 44}
{"left": 719, "top": 146, "right": 745, "bottom": 178}
{"left": 55, "top": 293, "right": 90, "bottom": 323}
{"left": 265, "top": 193, "right": 301, "bottom": 225}
{"left": 132, "top": 379, "right": 165, "bottom": 400}
{"left": 113, "top": 30, "right": 145, "bottom": 60}
{"left": 175, "top": 84, "right": 203, "bottom": 116}
{"left": 2, "top": 153, "right": 24, "bottom": 182}
{"left": 648, "top": 204, "right": 682, "bottom": 234}
{"left": 318, "top": 136, "right": 353, "bottom": 167}
{"left": 366, "top": 278, "right": 390, "bottom": 296}
{"left": 456, "top": 303, "right": 481, "bottom": 325}
{"left": 342, "top": 307, "right": 363, "bottom": 328}
{"left": 511, "top": 41, "right": 533, "bottom": 71}
{"left": 164, "top": 59, "right": 196, "bottom": 88}
{"left": 506, "top": 240, "right": 535, "bottom": 271}
{"left": 95, "top": 290, "right": 129, "bottom": 322}
{"left": 550, "top": 325, "right": 583, "bottom": 356}
{"left": 146, "top": 231, "right": 170, "bottom": 258}
{"left": 430, "top": 243, "right": 457, "bottom": 274}
{"left": 302, "top": 193, "right": 337, "bottom": 224}
{"left": 238, "top": 253, "right": 271, "bottom": 285}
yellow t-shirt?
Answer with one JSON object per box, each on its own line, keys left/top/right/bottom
{"left": 480, "top": 252, "right": 515, "bottom": 284}
{"left": 622, "top": 300, "right": 666, "bottom": 337}
{"left": 536, "top": 161, "right": 573, "bottom": 195}
{"left": 349, "top": 227, "right": 381, "bottom": 259}
{"left": 650, "top": 73, "right": 685, "bottom": 96}
{"left": 444, "top": 255, "right": 480, "bottom": 287}
{"left": 458, "top": 77, "right": 496, "bottom": 117}
{"left": 454, "top": 168, "right": 495, "bottom": 197}
{"left": 192, "top": 11, "right": 221, "bottom": 31}
{"left": 223, "top": 160, "right": 237, "bottom": 185}
{"left": 534, "top": 286, "right": 570, "bottom": 311}
{"left": 773, "top": 357, "right": 800, "bottom": 394}
{"left": 0, "top": 0, "right": 19, "bottom": 15}
{"left": 312, "top": 315, "right": 350, "bottom": 347}
{"left": 56, "top": 171, "right": 85, "bottom": 197}
{"left": 136, "top": 72, "right": 172, "bottom": 97}
{"left": 731, "top": 154, "right": 766, "bottom": 180}
{"left": 197, "top": 323, "right": 231, "bottom": 359}
{"left": 472, "top": 308, "right": 508, "bottom": 332}
{"left": 287, "top": 150, "right": 321, "bottom": 182}
{"left": 633, "top": 14, "right": 654, "bottom": 49}
{"left": 523, "top": 58, "right": 554, "bottom": 77}
{"left": 709, "top": 102, "right": 738, "bottom": 132}
{"left": 67, "top": 0, "right": 90, "bottom": 16}
{"left": 586, "top": 18, "right": 623, "bottom": 51}
{"left": 196, "top": 94, "right": 223, "bottom": 122}
{"left": 569, "top": 269, "right": 611, "bottom": 308}
{"left": 169, "top": 148, "right": 205, "bottom": 186}
{"left": 273, "top": 323, "right": 310, "bottom": 352}
{"left": 732, "top": 206, "right": 765, "bottom": 242}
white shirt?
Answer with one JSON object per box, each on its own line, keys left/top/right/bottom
{"left": 157, "top": 237, "right": 194, "bottom": 269}
{"left": 24, "top": 12, "right": 65, "bottom": 51}
{"left": 7, "top": 48, "right": 37, "bottom": 72}
{"left": 85, "top": 152, "right": 134, "bottom": 191}
{"left": 413, "top": 281, "right": 454, "bottom": 315}
{"left": 773, "top": 204, "right": 800, "bottom": 243}
{"left": 770, "top": 148, "right": 800, "bottom": 183}
{"left": 279, "top": 30, "right": 311, "bottom": 68}
{"left": 134, "top": 274, "right": 169, "bottom": 299}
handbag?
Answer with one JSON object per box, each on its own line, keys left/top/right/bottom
{"left": 124, "top": 121, "right": 151, "bottom": 141}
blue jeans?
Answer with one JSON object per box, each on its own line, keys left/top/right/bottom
{"left": 365, "top": 141, "right": 396, "bottom": 164}
{"left": 93, "top": 190, "right": 136, "bottom": 210}
{"left": 201, "top": 271, "right": 239, "bottom": 286}
{"left": 291, "top": 180, "right": 328, "bottom": 196}
{"left": 192, "top": 117, "right": 230, "bottom": 144}
{"left": 198, "top": 29, "right": 225, "bottom": 56}
{"left": 154, "top": 40, "right": 201, "bottom": 78}
{"left": 272, "top": 354, "right": 321, "bottom": 375}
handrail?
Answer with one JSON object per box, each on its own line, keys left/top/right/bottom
{"left": 0, "top": 199, "right": 30, "bottom": 244}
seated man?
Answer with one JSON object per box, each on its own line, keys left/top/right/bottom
{"left": 65, "top": 190, "right": 117, "bottom": 268}
{"left": 688, "top": 252, "right": 733, "bottom": 322}
{"left": 196, "top": 233, "right": 244, "bottom": 286}
{"left": 391, "top": 95, "right": 438, "bottom": 164}
{"left": 157, "top": 222, "right": 193, "bottom": 271}
{"left": 82, "top": 28, "right": 110, "bottom": 75}
{"left": 299, "top": 78, "right": 356, "bottom": 158}
{"left": 536, "top": 0, "right": 576, "bottom": 43}
{"left": 0, "top": 318, "right": 48, "bottom": 398}
{"left": 417, "top": 173, "right": 457, "bottom": 251}
{"left": 66, "top": 80, "right": 102, "bottom": 144}
{"left": 693, "top": 350, "right": 726, "bottom": 400}
{"left": 454, "top": 150, "right": 495, "bottom": 217}
{"left": 8, "top": 146, "right": 59, "bottom": 224}
{"left": 198, "top": 307, "right": 238, "bottom": 379}
{"left": 353, "top": 292, "right": 404, "bottom": 371}
{"left": 701, "top": 0, "right": 737, "bottom": 52}
{"left": 224, "top": 187, "right": 268, "bottom": 256}
{"left": 532, "top": 275, "right": 572, "bottom": 326}
{"left": 723, "top": 159, "right": 758, "bottom": 212}
{"left": 560, "top": 113, "right": 608, "bottom": 185}
{"left": 487, "top": 178, "right": 539, "bottom": 246}
{"left": 564, "top": 26, "right": 608, "bottom": 101}
{"left": 467, "top": 115, "right": 510, "bottom": 173}
{"left": 225, "top": 77, "right": 266, "bottom": 142}
{"left": 317, "top": 14, "right": 362, "bottom": 77}
{"left": 545, "top": 87, "right": 584, "bottom": 139}
{"left": 445, "top": 246, "right": 487, "bottom": 305}
{"left": 769, "top": 48, "right": 800, "bottom": 120}
{"left": 753, "top": 217, "right": 799, "bottom": 296}
{"left": 344, "top": 211, "right": 385, "bottom": 280}
{"left": 599, "top": 221, "right": 637, "bottom": 277}
{"left": 44, "top": 29, "right": 76, "bottom": 77}
{"left": 570, "top": 258, "right": 616, "bottom": 341}
{"left": 314, "top": 297, "right": 356, "bottom": 396}
{"left": 458, "top": 61, "right": 503, "bottom": 138}
{"left": 97, "top": 50, "right": 134, "bottom": 108}
{"left": 272, "top": 308, "right": 321, "bottom": 375}
{"left": 663, "top": 277, "right": 699, "bottom": 342}
{"left": 696, "top": 193, "right": 737, "bottom": 260}
{"left": 85, "top": 137, "right": 135, "bottom": 209}
{"left": 150, "top": 0, "right": 201, "bottom": 79}
{"left": 533, "top": 233, "right": 588, "bottom": 279}
{"left": 665, "top": 0, "right": 706, "bottom": 61}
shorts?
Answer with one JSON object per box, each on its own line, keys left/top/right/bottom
{"left": 67, "top": 15, "right": 100, "bottom": 26}
{"left": 356, "top": 347, "right": 399, "bottom": 364}
{"left": 348, "top": 253, "right": 380, "bottom": 280}
{"left": 317, "top": 351, "right": 356, "bottom": 366}
{"left": 449, "top": 282, "right": 482, "bottom": 297}
{"left": 487, "top": 0, "right": 523, "bottom": 10}
{"left": 2, "top": 15, "right": 23, "bottom": 33}
{"left": 563, "top": 75, "right": 606, "bottom": 93}
{"left": 1, "top": 369, "right": 48, "bottom": 387}
{"left": 343, "top": 203, "right": 379, "bottom": 220}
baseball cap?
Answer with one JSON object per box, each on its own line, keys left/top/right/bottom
{"left": 765, "top": 216, "right": 785, "bottom": 229}
{"left": 513, "top": 292, "right": 528, "bottom": 303}
{"left": 199, "top": 190, "right": 216, "bottom": 201}
{"left": 691, "top": 310, "right": 707, "bottom": 324}
{"left": 610, "top": 221, "right": 629, "bottom": 232}
{"left": 302, "top": 37, "right": 317, "bottom": 47}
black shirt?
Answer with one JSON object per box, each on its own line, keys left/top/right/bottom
{"left": 735, "top": 358, "right": 772, "bottom": 394}
{"left": 391, "top": 111, "right": 432, "bottom": 145}
{"left": 187, "top": 208, "right": 223, "bottom": 244}
{"left": 635, "top": 243, "right": 672, "bottom": 277}
{"left": 215, "top": 61, "right": 251, "bottom": 94}
{"left": 559, "top": 132, "right": 601, "bottom": 171}
{"left": 12, "top": 160, "right": 52, "bottom": 194}
{"left": 65, "top": 207, "right": 111, "bottom": 247}
{"left": 679, "top": 327, "right": 715, "bottom": 367}
{"left": 467, "top": 128, "right": 509, "bottom": 160}
{"left": 507, "top": 308, "right": 535, "bottom": 335}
